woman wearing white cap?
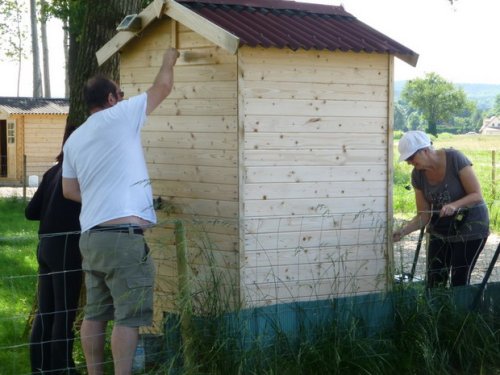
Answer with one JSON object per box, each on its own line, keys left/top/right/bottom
{"left": 393, "top": 130, "right": 489, "bottom": 287}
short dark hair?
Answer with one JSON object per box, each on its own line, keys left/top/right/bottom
{"left": 83, "top": 75, "right": 117, "bottom": 110}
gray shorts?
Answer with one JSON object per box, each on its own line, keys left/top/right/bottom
{"left": 79, "top": 228, "right": 155, "bottom": 327}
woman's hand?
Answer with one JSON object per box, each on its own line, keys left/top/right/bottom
{"left": 440, "top": 204, "right": 457, "bottom": 217}
{"left": 393, "top": 229, "right": 405, "bottom": 242}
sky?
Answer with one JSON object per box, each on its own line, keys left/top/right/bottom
{"left": 1, "top": 0, "right": 500, "bottom": 98}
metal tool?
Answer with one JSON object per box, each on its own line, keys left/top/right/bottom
{"left": 471, "top": 241, "right": 500, "bottom": 310}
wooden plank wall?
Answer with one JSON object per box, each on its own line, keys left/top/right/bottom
{"left": 239, "top": 47, "right": 391, "bottom": 307}
{"left": 120, "top": 19, "right": 240, "bottom": 330}
{"left": 23, "top": 115, "right": 65, "bottom": 181}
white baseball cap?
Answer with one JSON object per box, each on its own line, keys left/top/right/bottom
{"left": 398, "top": 131, "right": 431, "bottom": 162}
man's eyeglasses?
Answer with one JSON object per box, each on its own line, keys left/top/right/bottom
{"left": 117, "top": 90, "right": 125, "bottom": 99}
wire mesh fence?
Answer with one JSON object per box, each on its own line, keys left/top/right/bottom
{"left": 0, "top": 208, "right": 499, "bottom": 374}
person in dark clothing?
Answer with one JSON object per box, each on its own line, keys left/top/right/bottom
{"left": 393, "top": 131, "right": 489, "bottom": 288}
{"left": 26, "top": 126, "right": 82, "bottom": 375}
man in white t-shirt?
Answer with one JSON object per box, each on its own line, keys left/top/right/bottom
{"left": 62, "top": 48, "right": 178, "bottom": 375}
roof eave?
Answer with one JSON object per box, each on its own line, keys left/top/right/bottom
{"left": 396, "top": 52, "right": 419, "bottom": 67}
{"left": 96, "top": 0, "right": 166, "bottom": 66}
{"left": 96, "top": 0, "right": 240, "bottom": 66}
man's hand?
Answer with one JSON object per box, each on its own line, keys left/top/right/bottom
{"left": 163, "top": 48, "right": 180, "bottom": 67}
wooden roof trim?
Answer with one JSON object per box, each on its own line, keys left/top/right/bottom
{"left": 396, "top": 52, "right": 419, "bottom": 67}
{"left": 163, "top": 0, "right": 239, "bottom": 54}
{"left": 96, "top": 0, "right": 167, "bottom": 66}
{"left": 96, "top": 0, "right": 240, "bottom": 66}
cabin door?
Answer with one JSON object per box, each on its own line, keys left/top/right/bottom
{"left": 0, "top": 120, "right": 6, "bottom": 177}
{"left": 0, "top": 119, "right": 15, "bottom": 179}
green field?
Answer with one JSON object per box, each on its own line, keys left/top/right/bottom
{"left": 394, "top": 133, "right": 500, "bottom": 233}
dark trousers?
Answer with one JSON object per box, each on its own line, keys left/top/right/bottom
{"left": 427, "top": 235, "right": 487, "bottom": 288}
{"left": 30, "top": 234, "right": 82, "bottom": 375}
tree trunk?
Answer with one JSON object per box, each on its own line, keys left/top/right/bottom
{"left": 66, "top": 0, "right": 145, "bottom": 128}
{"left": 30, "top": 0, "right": 43, "bottom": 97}
{"left": 63, "top": 19, "right": 69, "bottom": 98}
{"left": 40, "top": 0, "right": 50, "bottom": 97}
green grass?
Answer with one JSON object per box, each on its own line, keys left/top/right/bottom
{"left": 393, "top": 134, "right": 500, "bottom": 233}
{"left": 0, "top": 197, "right": 113, "bottom": 374}
{"left": 0, "top": 198, "right": 38, "bottom": 375}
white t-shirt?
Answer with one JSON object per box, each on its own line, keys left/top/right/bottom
{"left": 62, "top": 92, "right": 156, "bottom": 232}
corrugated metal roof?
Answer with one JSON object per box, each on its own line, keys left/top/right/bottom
{"left": 0, "top": 97, "right": 69, "bottom": 115}
{"left": 177, "top": 0, "right": 418, "bottom": 65}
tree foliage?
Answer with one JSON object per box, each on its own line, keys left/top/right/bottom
{"left": 0, "top": 0, "right": 28, "bottom": 96}
{"left": 402, "top": 72, "right": 469, "bottom": 136}
{"left": 493, "top": 94, "right": 500, "bottom": 116}
{"left": 41, "top": 0, "right": 147, "bottom": 128}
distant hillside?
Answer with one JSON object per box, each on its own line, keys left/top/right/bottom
{"left": 394, "top": 81, "right": 500, "bottom": 110}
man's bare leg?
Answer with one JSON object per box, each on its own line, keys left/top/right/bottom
{"left": 111, "top": 325, "right": 139, "bottom": 375}
{"left": 81, "top": 319, "right": 107, "bottom": 375}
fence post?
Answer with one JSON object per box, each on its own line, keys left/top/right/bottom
{"left": 174, "top": 219, "right": 194, "bottom": 374}
{"left": 23, "top": 155, "right": 27, "bottom": 202}
{"left": 492, "top": 150, "right": 496, "bottom": 200}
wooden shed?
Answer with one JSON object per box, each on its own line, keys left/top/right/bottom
{"left": 97, "top": 0, "right": 418, "bottom": 330}
{"left": 0, "top": 97, "right": 68, "bottom": 185}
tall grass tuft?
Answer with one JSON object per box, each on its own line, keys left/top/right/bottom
{"left": 392, "top": 284, "right": 500, "bottom": 375}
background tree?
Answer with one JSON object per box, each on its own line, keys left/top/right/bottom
{"left": 493, "top": 94, "right": 500, "bottom": 116}
{"left": 0, "top": 0, "right": 28, "bottom": 96}
{"left": 394, "top": 102, "right": 407, "bottom": 131}
{"left": 62, "top": 0, "right": 147, "bottom": 128}
{"left": 401, "top": 72, "right": 468, "bottom": 136}
{"left": 30, "top": 0, "right": 43, "bottom": 97}
{"left": 40, "top": 0, "right": 51, "bottom": 97}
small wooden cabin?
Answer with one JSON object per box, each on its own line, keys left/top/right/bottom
{"left": 480, "top": 116, "right": 500, "bottom": 135}
{"left": 97, "top": 0, "right": 418, "bottom": 330}
{"left": 0, "top": 97, "right": 68, "bottom": 185}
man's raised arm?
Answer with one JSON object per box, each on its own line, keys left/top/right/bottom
{"left": 146, "top": 48, "right": 179, "bottom": 115}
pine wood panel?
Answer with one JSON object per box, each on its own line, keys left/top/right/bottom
{"left": 148, "top": 164, "right": 237, "bottom": 184}
{"left": 151, "top": 180, "right": 237, "bottom": 201}
{"left": 243, "top": 98, "right": 387, "bottom": 117}
{"left": 122, "top": 63, "right": 237, "bottom": 84}
{"left": 244, "top": 149, "right": 386, "bottom": 166}
{"left": 143, "top": 130, "right": 237, "bottom": 149}
{"left": 244, "top": 132, "right": 386, "bottom": 150}
{"left": 122, "top": 80, "right": 237, "bottom": 99}
{"left": 241, "top": 80, "right": 387, "bottom": 101}
{"left": 243, "top": 115, "right": 387, "bottom": 133}
{"left": 244, "top": 227, "right": 385, "bottom": 251}
{"left": 244, "top": 244, "right": 385, "bottom": 268}
{"left": 244, "top": 180, "right": 386, "bottom": 200}
{"left": 241, "top": 63, "right": 388, "bottom": 86}
{"left": 163, "top": 197, "right": 239, "bottom": 218}
{"left": 146, "top": 148, "right": 237, "bottom": 167}
{"left": 177, "top": 29, "right": 219, "bottom": 49}
{"left": 151, "top": 213, "right": 238, "bottom": 236}
{"left": 244, "top": 197, "right": 386, "bottom": 217}
{"left": 151, "top": 98, "right": 237, "bottom": 116}
{"left": 145, "top": 115, "right": 237, "bottom": 132}
{"left": 240, "top": 47, "right": 390, "bottom": 69}
{"left": 244, "top": 257, "right": 385, "bottom": 284}
{"left": 243, "top": 214, "right": 387, "bottom": 234}
{"left": 245, "top": 165, "right": 386, "bottom": 183}
{"left": 243, "top": 277, "right": 383, "bottom": 306}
